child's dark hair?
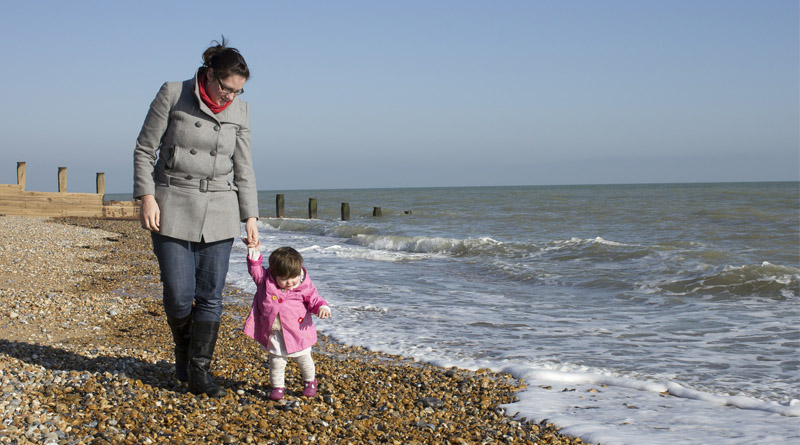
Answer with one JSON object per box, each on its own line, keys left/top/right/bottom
{"left": 269, "top": 247, "right": 303, "bottom": 279}
{"left": 202, "top": 35, "right": 250, "bottom": 81}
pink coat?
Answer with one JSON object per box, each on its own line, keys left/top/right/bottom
{"left": 242, "top": 255, "right": 329, "bottom": 354}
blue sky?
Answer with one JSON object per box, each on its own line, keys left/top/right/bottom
{"left": 1, "top": 0, "right": 797, "bottom": 193}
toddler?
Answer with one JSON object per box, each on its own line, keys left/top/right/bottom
{"left": 242, "top": 243, "right": 331, "bottom": 400}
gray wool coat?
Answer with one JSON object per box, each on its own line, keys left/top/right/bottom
{"left": 133, "top": 69, "right": 259, "bottom": 243}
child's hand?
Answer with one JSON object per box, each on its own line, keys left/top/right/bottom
{"left": 318, "top": 306, "right": 331, "bottom": 319}
{"left": 247, "top": 240, "right": 261, "bottom": 261}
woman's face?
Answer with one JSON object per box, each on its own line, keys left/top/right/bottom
{"left": 207, "top": 70, "right": 246, "bottom": 106}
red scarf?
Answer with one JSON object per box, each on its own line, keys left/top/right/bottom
{"left": 198, "top": 73, "right": 232, "bottom": 114}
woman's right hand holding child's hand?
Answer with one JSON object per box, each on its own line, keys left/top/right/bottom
{"left": 245, "top": 240, "right": 261, "bottom": 261}
{"left": 241, "top": 235, "right": 259, "bottom": 248}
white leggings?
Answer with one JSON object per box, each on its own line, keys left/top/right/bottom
{"left": 269, "top": 350, "right": 315, "bottom": 388}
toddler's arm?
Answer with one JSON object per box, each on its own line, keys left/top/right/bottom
{"left": 302, "top": 275, "right": 331, "bottom": 319}
{"left": 245, "top": 240, "right": 264, "bottom": 283}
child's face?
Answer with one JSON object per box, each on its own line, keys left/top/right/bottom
{"left": 276, "top": 274, "right": 301, "bottom": 290}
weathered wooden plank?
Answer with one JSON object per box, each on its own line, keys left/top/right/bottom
{"left": 21, "top": 196, "right": 62, "bottom": 209}
{"left": 103, "top": 201, "right": 139, "bottom": 219}
{"left": 64, "top": 208, "right": 102, "bottom": 217}
{"left": 0, "top": 188, "right": 23, "bottom": 212}
{"left": 61, "top": 194, "right": 103, "bottom": 205}
{"left": 0, "top": 197, "right": 25, "bottom": 214}
{"left": 22, "top": 191, "right": 66, "bottom": 199}
{"left": 0, "top": 193, "right": 24, "bottom": 204}
{"left": 9, "top": 206, "right": 62, "bottom": 217}
{"left": 20, "top": 191, "right": 100, "bottom": 199}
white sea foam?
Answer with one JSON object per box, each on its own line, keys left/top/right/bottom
{"left": 351, "top": 233, "right": 504, "bottom": 256}
{"left": 307, "top": 243, "right": 431, "bottom": 262}
{"left": 347, "top": 305, "right": 389, "bottom": 313}
{"left": 504, "top": 369, "right": 800, "bottom": 417}
{"left": 502, "top": 375, "right": 800, "bottom": 445}
{"left": 545, "top": 236, "right": 633, "bottom": 250}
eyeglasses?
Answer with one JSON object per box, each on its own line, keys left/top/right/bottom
{"left": 216, "top": 77, "right": 244, "bottom": 97}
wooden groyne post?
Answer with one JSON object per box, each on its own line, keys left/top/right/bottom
{"left": 308, "top": 198, "right": 317, "bottom": 219}
{"left": 269, "top": 194, "right": 390, "bottom": 220}
{"left": 17, "top": 162, "right": 25, "bottom": 189}
{"left": 58, "top": 167, "right": 67, "bottom": 193}
{"left": 96, "top": 172, "right": 105, "bottom": 196}
{"left": 276, "top": 194, "right": 284, "bottom": 218}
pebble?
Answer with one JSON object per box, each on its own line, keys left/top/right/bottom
{"left": 0, "top": 216, "right": 587, "bottom": 444}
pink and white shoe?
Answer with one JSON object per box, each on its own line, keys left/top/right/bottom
{"left": 270, "top": 387, "right": 285, "bottom": 401}
{"left": 302, "top": 379, "right": 318, "bottom": 397}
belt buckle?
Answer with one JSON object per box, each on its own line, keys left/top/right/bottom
{"left": 199, "top": 178, "right": 209, "bottom": 192}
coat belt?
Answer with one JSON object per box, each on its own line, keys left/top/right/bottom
{"left": 155, "top": 170, "right": 236, "bottom": 192}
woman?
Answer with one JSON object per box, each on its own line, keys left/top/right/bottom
{"left": 133, "top": 37, "right": 259, "bottom": 398}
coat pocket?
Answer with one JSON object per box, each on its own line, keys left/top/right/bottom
{"left": 164, "top": 145, "right": 178, "bottom": 169}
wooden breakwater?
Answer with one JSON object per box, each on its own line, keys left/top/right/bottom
{"left": 275, "top": 194, "right": 402, "bottom": 221}
{"left": 0, "top": 162, "right": 139, "bottom": 219}
{"left": 1, "top": 162, "right": 408, "bottom": 221}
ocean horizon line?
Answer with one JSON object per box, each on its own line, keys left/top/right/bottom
{"left": 105, "top": 179, "right": 799, "bottom": 197}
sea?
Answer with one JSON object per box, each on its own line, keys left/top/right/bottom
{"left": 122, "top": 182, "right": 800, "bottom": 444}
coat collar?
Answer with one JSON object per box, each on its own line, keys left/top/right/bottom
{"left": 193, "top": 67, "right": 239, "bottom": 122}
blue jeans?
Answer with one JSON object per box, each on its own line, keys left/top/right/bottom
{"left": 151, "top": 233, "right": 233, "bottom": 323}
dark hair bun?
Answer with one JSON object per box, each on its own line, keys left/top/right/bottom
{"left": 202, "top": 35, "right": 250, "bottom": 80}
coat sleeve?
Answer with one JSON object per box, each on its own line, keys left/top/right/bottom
{"left": 232, "top": 101, "right": 259, "bottom": 221}
{"left": 133, "top": 82, "right": 172, "bottom": 199}
{"left": 302, "top": 277, "right": 329, "bottom": 315}
{"left": 247, "top": 254, "right": 265, "bottom": 285}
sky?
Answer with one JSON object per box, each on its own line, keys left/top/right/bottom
{"left": 0, "top": 0, "right": 797, "bottom": 194}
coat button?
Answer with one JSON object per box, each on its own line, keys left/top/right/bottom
{"left": 278, "top": 298, "right": 283, "bottom": 303}
{"left": 195, "top": 121, "right": 202, "bottom": 127}
{"left": 185, "top": 175, "right": 193, "bottom": 180}
{"left": 190, "top": 148, "right": 197, "bottom": 155}
{"left": 214, "top": 125, "right": 220, "bottom": 131}
{"left": 298, "top": 317, "right": 303, "bottom": 324}
{"left": 210, "top": 150, "right": 217, "bottom": 156}
{"left": 272, "top": 295, "right": 277, "bottom": 301}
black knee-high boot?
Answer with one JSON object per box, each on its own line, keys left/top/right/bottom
{"left": 188, "top": 320, "right": 226, "bottom": 398}
{"left": 165, "top": 314, "right": 192, "bottom": 382}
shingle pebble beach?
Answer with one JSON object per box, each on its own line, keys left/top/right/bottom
{"left": 0, "top": 216, "right": 587, "bottom": 444}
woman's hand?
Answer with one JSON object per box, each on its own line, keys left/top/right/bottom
{"left": 242, "top": 217, "right": 259, "bottom": 247}
{"left": 139, "top": 195, "right": 160, "bottom": 232}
